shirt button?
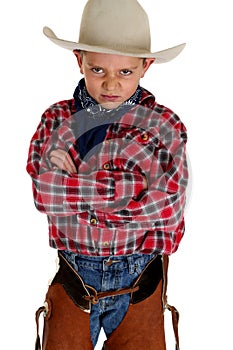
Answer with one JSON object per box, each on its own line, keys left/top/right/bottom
{"left": 90, "top": 217, "right": 97, "bottom": 225}
{"left": 103, "top": 163, "right": 110, "bottom": 170}
{"left": 141, "top": 133, "right": 149, "bottom": 141}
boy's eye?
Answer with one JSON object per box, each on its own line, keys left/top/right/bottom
{"left": 91, "top": 67, "right": 104, "bottom": 74}
{"left": 120, "top": 69, "right": 132, "bottom": 76}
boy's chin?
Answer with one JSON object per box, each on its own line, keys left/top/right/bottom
{"left": 100, "top": 101, "right": 123, "bottom": 110}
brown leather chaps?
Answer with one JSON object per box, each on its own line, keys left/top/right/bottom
{"left": 35, "top": 252, "right": 180, "bottom": 350}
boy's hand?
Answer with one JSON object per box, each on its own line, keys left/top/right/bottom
{"left": 50, "top": 149, "right": 77, "bottom": 173}
{"left": 143, "top": 176, "right": 148, "bottom": 190}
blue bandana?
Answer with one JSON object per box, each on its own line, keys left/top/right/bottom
{"left": 73, "top": 78, "right": 142, "bottom": 118}
{"left": 73, "top": 78, "right": 142, "bottom": 160}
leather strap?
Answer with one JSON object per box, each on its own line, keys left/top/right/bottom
{"left": 84, "top": 285, "right": 140, "bottom": 304}
{"left": 35, "top": 306, "right": 46, "bottom": 350}
{"left": 166, "top": 304, "right": 180, "bottom": 350}
{"left": 162, "top": 255, "right": 180, "bottom": 350}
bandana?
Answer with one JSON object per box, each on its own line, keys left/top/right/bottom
{"left": 73, "top": 78, "right": 142, "bottom": 118}
{"left": 72, "top": 78, "right": 142, "bottom": 160}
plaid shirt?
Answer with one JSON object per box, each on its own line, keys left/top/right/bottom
{"left": 26, "top": 88, "right": 188, "bottom": 256}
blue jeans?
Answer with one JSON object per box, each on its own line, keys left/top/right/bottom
{"left": 61, "top": 251, "right": 155, "bottom": 347}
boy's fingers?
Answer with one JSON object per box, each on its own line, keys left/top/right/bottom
{"left": 50, "top": 149, "right": 77, "bottom": 173}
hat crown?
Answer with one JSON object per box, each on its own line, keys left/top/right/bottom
{"left": 43, "top": 0, "right": 186, "bottom": 63}
{"left": 78, "top": 0, "right": 151, "bottom": 54}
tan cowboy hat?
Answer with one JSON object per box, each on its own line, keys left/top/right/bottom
{"left": 43, "top": 0, "right": 185, "bottom": 64}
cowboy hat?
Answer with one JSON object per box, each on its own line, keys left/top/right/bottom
{"left": 43, "top": 0, "right": 185, "bottom": 64}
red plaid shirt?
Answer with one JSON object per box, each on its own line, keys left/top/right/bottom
{"left": 26, "top": 88, "right": 188, "bottom": 256}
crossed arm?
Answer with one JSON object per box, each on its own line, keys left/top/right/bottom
{"left": 49, "top": 148, "right": 148, "bottom": 189}
{"left": 27, "top": 103, "right": 188, "bottom": 231}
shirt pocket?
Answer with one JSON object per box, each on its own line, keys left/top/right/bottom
{"left": 119, "top": 128, "right": 157, "bottom": 173}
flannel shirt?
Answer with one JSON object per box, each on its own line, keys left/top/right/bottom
{"left": 26, "top": 87, "right": 188, "bottom": 256}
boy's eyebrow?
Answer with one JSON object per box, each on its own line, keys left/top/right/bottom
{"left": 85, "top": 61, "right": 140, "bottom": 70}
{"left": 85, "top": 61, "right": 100, "bottom": 67}
{"left": 123, "top": 66, "right": 139, "bottom": 70}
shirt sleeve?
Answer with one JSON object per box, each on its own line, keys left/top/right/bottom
{"left": 97, "top": 112, "right": 189, "bottom": 233}
{"left": 107, "top": 139, "right": 188, "bottom": 232}
{"left": 26, "top": 104, "right": 145, "bottom": 216}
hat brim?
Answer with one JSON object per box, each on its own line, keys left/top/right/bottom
{"left": 43, "top": 26, "right": 185, "bottom": 64}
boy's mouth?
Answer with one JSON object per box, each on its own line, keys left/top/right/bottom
{"left": 101, "top": 94, "right": 120, "bottom": 102}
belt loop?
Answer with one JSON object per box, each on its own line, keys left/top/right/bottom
{"left": 127, "top": 255, "right": 135, "bottom": 274}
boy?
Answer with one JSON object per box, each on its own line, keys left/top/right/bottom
{"left": 27, "top": 0, "right": 188, "bottom": 349}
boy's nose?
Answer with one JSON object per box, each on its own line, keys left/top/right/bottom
{"left": 102, "top": 75, "right": 119, "bottom": 91}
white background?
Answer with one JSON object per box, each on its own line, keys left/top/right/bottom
{"left": 1, "top": 0, "right": 233, "bottom": 349}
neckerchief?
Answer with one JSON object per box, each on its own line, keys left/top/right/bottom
{"left": 73, "top": 78, "right": 142, "bottom": 118}
{"left": 72, "top": 78, "right": 142, "bottom": 160}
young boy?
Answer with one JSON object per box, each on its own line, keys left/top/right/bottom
{"left": 27, "top": 0, "right": 188, "bottom": 349}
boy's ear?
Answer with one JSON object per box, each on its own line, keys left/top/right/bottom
{"left": 73, "top": 50, "right": 83, "bottom": 74}
{"left": 141, "top": 58, "right": 155, "bottom": 78}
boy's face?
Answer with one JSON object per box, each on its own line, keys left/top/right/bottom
{"left": 74, "top": 51, "right": 155, "bottom": 109}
